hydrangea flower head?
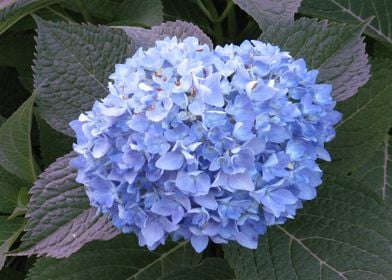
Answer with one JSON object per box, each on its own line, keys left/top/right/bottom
{"left": 70, "top": 37, "right": 341, "bottom": 252}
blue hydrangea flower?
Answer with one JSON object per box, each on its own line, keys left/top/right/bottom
{"left": 70, "top": 37, "right": 341, "bottom": 252}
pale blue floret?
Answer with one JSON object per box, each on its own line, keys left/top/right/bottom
{"left": 70, "top": 36, "right": 341, "bottom": 252}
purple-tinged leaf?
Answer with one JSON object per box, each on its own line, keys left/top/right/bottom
{"left": 260, "top": 18, "right": 370, "bottom": 101}
{"left": 11, "top": 153, "right": 119, "bottom": 258}
{"left": 233, "top": 0, "right": 302, "bottom": 31}
{"left": 116, "top": 20, "right": 213, "bottom": 52}
{"left": 33, "top": 18, "right": 131, "bottom": 136}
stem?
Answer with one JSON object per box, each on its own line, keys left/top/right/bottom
{"left": 202, "top": 0, "right": 224, "bottom": 44}
{"left": 226, "top": 0, "right": 237, "bottom": 41}
{"left": 76, "top": 0, "right": 92, "bottom": 23}
{"left": 196, "top": 0, "right": 234, "bottom": 23}
{"left": 45, "top": 7, "right": 75, "bottom": 22}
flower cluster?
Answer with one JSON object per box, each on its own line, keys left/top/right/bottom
{"left": 70, "top": 37, "right": 341, "bottom": 252}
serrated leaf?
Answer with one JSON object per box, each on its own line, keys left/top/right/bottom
{"left": 27, "top": 235, "right": 235, "bottom": 280}
{"left": 12, "top": 153, "right": 120, "bottom": 258}
{"left": 0, "top": 94, "right": 39, "bottom": 182}
{"left": 33, "top": 18, "right": 130, "bottom": 136}
{"left": 260, "top": 18, "right": 370, "bottom": 101}
{"left": 351, "top": 134, "right": 392, "bottom": 204}
{"left": 117, "top": 20, "right": 213, "bottom": 52}
{"left": 0, "top": 0, "right": 62, "bottom": 35}
{"left": 0, "top": 217, "right": 24, "bottom": 269}
{"left": 326, "top": 59, "right": 392, "bottom": 175}
{"left": 224, "top": 176, "right": 392, "bottom": 279}
{"left": 299, "top": 0, "right": 392, "bottom": 45}
{"left": 35, "top": 110, "right": 73, "bottom": 167}
{"left": 233, "top": 0, "right": 301, "bottom": 31}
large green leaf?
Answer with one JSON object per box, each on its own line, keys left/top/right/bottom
{"left": 33, "top": 18, "right": 130, "bottom": 136}
{"left": 224, "top": 176, "right": 392, "bottom": 279}
{"left": 299, "top": 0, "right": 392, "bottom": 45}
{"left": 13, "top": 153, "right": 119, "bottom": 258}
{"left": 27, "top": 235, "right": 236, "bottom": 280}
{"left": 0, "top": 0, "right": 62, "bottom": 35}
{"left": 0, "top": 94, "right": 38, "bottom": 182}
{"left": 326, "top": 59, "right": 392, "bottom": 175}
{"left": 233, "top": 0, "right": 301, "bottom": 31}
{"left": 0, "top": 217, "right": 24, "bottom": 269}
{"left": 351, "top": 133, "right": 392, "bottom": 204}
{"left": 260, "top": 18, "right": 370, "bottom": 101}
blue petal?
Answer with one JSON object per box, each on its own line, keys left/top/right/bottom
{"left": 191, "top": 235, "right": 209, "bottom": 252}
{"left": 91, "top": 136, "right": 110, "bottom": 158}
{"left": 155, "top": 152, "right": 184, "bottom": 170}
{"left": 141, "top": 221, "right": 164, "bottom": 246}
{"left": 188, "top": 98, "right": 205, "bottom": 115}
{"left": 193, "top": 194, "right": 218, "bottom": 210}
{"left": 235, "top": 229, "right": 258, "bottom": 249}
{"left": 229, "top": 173, "right": 255, "bottom": 191}
{"left": 151, "top": 199, "right": 177, "bottom": 216}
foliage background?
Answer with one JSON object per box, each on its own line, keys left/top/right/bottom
{"left": 0, "top": 0, "right": 391, "bottom": 279}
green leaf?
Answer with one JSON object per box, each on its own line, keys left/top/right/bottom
{"left": 0, "top": 164, "right": 27, "bottom": 214}
{"left": 0, "top": 94, "right": 39, "bottom": 182}
{"left": 35, "top": 110, "right": 73, "bottom": 167}
{"left": 224, "top": 176, "right": 392, "bottom": 279}
{"left": 0, "top": 217, "right": 24, "bottom": 269}
{"left": 260, "top": 18, "right": 370, "bottom": 101}
{"left": 299, "top": 0, "right": 392, "bottom": 45}
{"left": 0, "top": 217, "right": 24, "bottom": 244}
{"left": 62, "top": 0, "right": 163, "bottom": 27}
{"left": 159, "top": 258, "right": 237, "bottom": 280}
{"left": 13, "top": 153, "right": 119, "bottom": 258}
{"left": 33, "top": 18, "right": 130, "bottom": 136}
{"left": 373, "top": 41, "right": 392, "bottom": 59}
{"left": 0, "top": 0, "right": 62, "bottom": 35}
{"left": 326, "top": 59, "right": 392, "bottom": 175}
{"left": 8, "top": 187, "right": 29, "bottom": 219}
{"left": 118, "top": 20, "right": 213, "bottom": 53}
{"left": 27, "top": 235, "right": 236, "bottom": 280}
{"left": 351, "top": 133, "right": 392, "bottom": 204}
{"left": 233, "top": 0, "right": 301, "bottom": 31}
